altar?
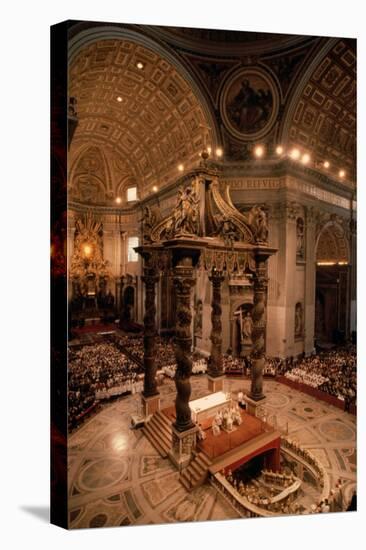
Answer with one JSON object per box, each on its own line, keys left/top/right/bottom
{"left": 189, "top": 391, "right": 231, "bottom": 424}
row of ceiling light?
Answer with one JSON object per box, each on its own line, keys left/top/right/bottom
{"left": 144, "top": 143, "right": 347, "bottom": 197}
{"left": 173, "top": 144, "right": 346, "bottom": 180}
{"left": 253, "top": 144, "right": 346, "bottom": 179}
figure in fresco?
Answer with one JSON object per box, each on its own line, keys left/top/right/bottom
{"left": 228, "top": 78, "right": 273, "bottom": 133}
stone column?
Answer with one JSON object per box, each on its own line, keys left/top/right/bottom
{"left": 304, "top": 207, "right": 316, "bottom": 354}
{"left": 247, "top": 255, "right": 268, "bottom": 410}
{"left": 141, "top": 265, "right": 160, "bottom": 417}
{"left": 207, "top": 269, "right": 225, "bottom": 393}
{"left": 349, "top": 216, "right": 356, "bottom": 339}
{"left": 170, "top": 255, "right": 198, "bottom": 468}
{"left": 266, "top": 202, "right": 298, "bottom": 357}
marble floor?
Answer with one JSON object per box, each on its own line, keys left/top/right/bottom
{"left": 68, "top": 376, "right": 356, "bottom": 529}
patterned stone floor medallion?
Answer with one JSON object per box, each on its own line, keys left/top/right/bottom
{"left": 265, "top": 392, "right": 290, "bottom": 407}
{"left": 318, "top": 420, "right": 355, "bottom": 442}
{"left": 79, "top": 457, "right": 129, "bottom": 491}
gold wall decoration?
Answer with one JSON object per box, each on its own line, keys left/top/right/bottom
{"left": 69, "top": 211, "right": 111, "bottom": 294}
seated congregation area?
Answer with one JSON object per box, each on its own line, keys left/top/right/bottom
{"left": 68, "top": 330, "right": 356, "bottom": 432}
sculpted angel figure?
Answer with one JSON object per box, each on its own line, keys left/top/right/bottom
{"left": 142, "top": 206, "right": 157, "bottom": 243}
{"left": 174, "top": 185, "right": 199, "bottom": 235}
{"left": 249, "top": 205, "right": 268, "bottom": 243}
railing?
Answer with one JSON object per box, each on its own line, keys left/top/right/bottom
{"left": 212, "top": 470, "right": 302, "bottom": 517}
{"left": 280, "top": 436, "right": 330, "bottom": 501}
{"left": 211, "top": 473, "right": 273, "bottom": 518}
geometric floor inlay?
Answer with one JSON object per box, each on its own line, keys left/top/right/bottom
{"left": 79, "top": 457, "right": 129, "bottom": 491}
{"left": 318, "top": 420, "right": 355, "bottom": 442}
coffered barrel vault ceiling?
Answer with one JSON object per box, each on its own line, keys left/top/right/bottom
{"left": 282, "top": 39, "right": 356, "bottom": 177}
{"left": 68, "top": 23, "right": 356, "bottom": 206}
{"left": 69, "top": 39, "right": 217, "bottom": 202}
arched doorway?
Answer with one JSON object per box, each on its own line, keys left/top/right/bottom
{"left": 315, "top": 221, "right": 350, "bottom": 345}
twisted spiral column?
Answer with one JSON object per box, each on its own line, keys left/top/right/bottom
{"left": 208, "top": 270, "right": 225, "bottom": 378}
{"left": 173, "top": 257, "right": 195, "bottom": 432}
{"left": 249, "top": 257, "right": 268, "bottom": 401}
{"left": 141, "top": 266, "right": 159, "bottom": 398}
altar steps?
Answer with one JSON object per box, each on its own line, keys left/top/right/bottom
{"left": 180, "top": 452, "right": 212, "bottom": 492}
{"left": 142, "top": 411, "right": 172, "bottom": 458}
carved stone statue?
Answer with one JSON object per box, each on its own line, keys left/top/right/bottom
{"left": 142, "top": 206, "right": 157, "bottom": 243}
{"left": 242, "top": 311, "right": 253, "bottom": 342}
{"left": 296, "top": 217, "right": 305, "bottom": 258}
{"left": 295, "top": 302, "right": 303, "bottom": 339}
{"left": 216, "top": 214, "right": 240, "bottom": 246}
{"left": 249, "top": 205, "right": 268, "bottom": 243}
{"left": 173, "top": 185, "right": 199, "bottom": 236}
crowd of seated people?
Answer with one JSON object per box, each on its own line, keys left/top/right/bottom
{"left": 263, "top": 356, "right": 282, "bottom": 376}
{"left": 116, "top": 334, "right": 144, "bottom": 363}
{"left": 222, "top": 354, "right": 247, "bottom": 375}
{"left": 116, "top": 334, "right": 178, "bottom": 369}
{"left": 117, "top": 334, "right": 209, "bottom": 374}
{"left": 163, "top": 357, "right": 207, "bottom": 378}
{"left": 222, "top": 346, "right": 356, "bottom": 411}
{"left": 284, "top": 366, "right": 327, "bottom": 388}
{"left": 68, "top": 343, "right": 143, "bottom": 431}
{"left": 282, "top": 347, "right": 356, "bottom": 405}
{"left": 223, "top": 354, "right": 281, "bottom": 377}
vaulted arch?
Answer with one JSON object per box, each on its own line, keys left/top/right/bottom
{"left": 316, "top": 221, "right": 349, "bottom": 263}
{"left": 68, "top": 27, "right": 220, "bottom": 202}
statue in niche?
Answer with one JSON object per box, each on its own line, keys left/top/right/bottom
{"left": 295, "top": 302, "right": 303, "bottom": 339}
{"left": 142, "top": 206, "right": 157, "bottom": 243}
{"left": 242, "top": 311, "right": 253, "bottom": 343}
{"left": 296, "top": 218, "right": 305, "bottom": 258}
{"left": 249, "top": 205, "right": 268, "bottom": 243}
{"left": 173, "top": 185, "right": 199, "bottom": 235}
